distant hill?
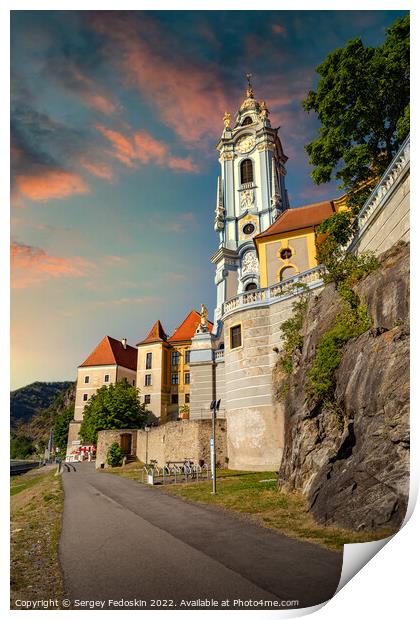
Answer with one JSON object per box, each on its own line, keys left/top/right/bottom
{"left": 11, "top": 381, "right": 75, "bottom": 429}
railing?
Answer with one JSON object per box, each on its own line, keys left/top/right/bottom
{"left": 214, "top": 350, "right": 224, "bottom": 362}
{"left": 346, "top": 136, "right": 410, "bottom": 251}
{"left": 141, "top": 463, "right": 210, "bottom": 485}
{"left": 221, "top": 265, "right": 326, "bottom": 317}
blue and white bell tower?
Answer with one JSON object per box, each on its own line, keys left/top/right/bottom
{"left": 211, "top": 75, "right": 290, "bottom": 327}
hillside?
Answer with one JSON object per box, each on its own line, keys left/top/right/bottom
{"left": 275, "top": 242, "right": 409, "bottom": 532}
{"left": 11, "top": 381, "right": 74, "bottom": 428}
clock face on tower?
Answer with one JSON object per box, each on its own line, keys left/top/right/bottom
{"left": 236, "top": 135, "right": 256, "bottom": 154}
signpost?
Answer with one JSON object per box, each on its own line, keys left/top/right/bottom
{"left": 210, "top": 399, "right": 221, "bottom": 494}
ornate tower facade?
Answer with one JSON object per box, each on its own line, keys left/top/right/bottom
{"left": 211, "top": 76, "right": 289, "bottom": 327}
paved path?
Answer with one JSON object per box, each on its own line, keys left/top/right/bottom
{"left": 59, "top": 463, "right": 343, "bottom": 610}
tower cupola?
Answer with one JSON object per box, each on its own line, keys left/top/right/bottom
{"left": 211, "top": 75, "right": 290, "bottom": 327}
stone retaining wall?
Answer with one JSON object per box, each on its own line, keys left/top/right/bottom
{"left": 96, "top": 428, "right": 137, "bottom": 468}
{"left": 96, "top": 420, "right": 227, "bottom": 469}
{"left": 136, "top": 419, "right": 227, "bottom": 467}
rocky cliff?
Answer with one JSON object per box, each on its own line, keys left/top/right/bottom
{"left": 276, "top": 241, "right": 409, "bottom": 531}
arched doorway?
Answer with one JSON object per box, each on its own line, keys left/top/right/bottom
{"left": 245, "top": 282, "right": 257, "bottom": 291}
{"left": 120, "top": 433, "right": 132, "bottom": 455}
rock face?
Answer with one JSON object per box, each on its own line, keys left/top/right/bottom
{"left": 276, "top": 242, "right": 409, "bottom": 531}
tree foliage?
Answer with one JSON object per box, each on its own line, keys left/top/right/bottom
{"left": 303, "top": 14, "right": 409, "bottom": 210}
{"left": 79, "top": 379, "right": 148, "bottom": 444}
{"left": 53, "top": 405, "right": 74, "bottom": 456}
{"left": 10, "top": 434, "right": 36, "bottom": 460}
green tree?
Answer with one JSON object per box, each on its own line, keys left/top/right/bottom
{"left": 303, "top": 14, "right": 409, "bottom": 211}
{"left": 10, "top": 434, "right": 36, "bottom": 459}
{"left": 53, "top": 405, "right": 74, "bottom": 456}
{"left": 79, "top": 379, "right": 147, "bottom": 444}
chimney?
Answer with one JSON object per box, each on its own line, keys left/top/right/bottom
{"left": 121, "top": 338, "right": 127, "bottom": 349}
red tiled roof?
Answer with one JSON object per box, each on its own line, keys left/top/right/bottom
{"left": 254, "top": 201, "right": 336, "bottom": 242}
{"left": 79, "top": 336, "right": 137, "bottom": 371}
{"left": 137, "top": 320, "right": 168, "bottom": 346}
{"left": 168, "top": 310, "right": 213, "bottom": 342}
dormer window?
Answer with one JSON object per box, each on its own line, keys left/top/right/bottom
{"left": 240, "top": 159, "right": 253, "bottom": 184}
{"left": 242, "top": 116, "right": 253, "bottom": 126}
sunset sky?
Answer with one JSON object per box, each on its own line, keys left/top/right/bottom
{"left": 10, "top": 10, "right": 406, "bottom": 389}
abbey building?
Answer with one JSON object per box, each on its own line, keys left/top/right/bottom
{"left": 66, "top": 79, "right": 410, "bottom": 471}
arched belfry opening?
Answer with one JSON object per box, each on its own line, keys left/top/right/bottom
{"left": 240, "top": 159, "right": 253, "bottom": 184}
{"left": 242, "top": 116, "right": 253, "bottom": 126}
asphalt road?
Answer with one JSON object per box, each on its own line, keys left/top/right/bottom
{"left": 59, "top": 462, "right": 343, "bottom": 610}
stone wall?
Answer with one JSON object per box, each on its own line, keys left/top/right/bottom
{"left": 96, "top": 428, "right": 137, "bottom": 468}
{"left": 136, "top": 419, "right": 227, "bottom": 467}
{"left": 222, "top": 297, "right": 295, "bottom": 471}
{"left": 355, "top": 171, "right": 410, "bottom": 255}
{"left": 277, "top": 242, "right": 410, "bottom": 531}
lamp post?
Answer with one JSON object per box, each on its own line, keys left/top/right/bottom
{"left": 145, "top": 426, "right": 150, "bottom": 465}
{"left": 210, "top": 399, "right": 221, "bottom": 494}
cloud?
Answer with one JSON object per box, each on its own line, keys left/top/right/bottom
{"left": 91, "top": 13, "right": 230, "bottom": 145}
{"left": 96, "top": 124, "right": 199, "bottom": 173}
{"left": 14, "top": 169, "right": 90, "bottom": 202}
{"left": 79, "top": 158, "right": 114, "bottom": 181}
{"left": 272, "top": 24, "right": 287, "bottom": 36}
{"left": 11, "top": 91, "right": 116, "bottom": 202}
{"left": 11, "top": 241, "right": 94, "bottom": 288}
{"left": 151, "top": 211, "right": 197, "bottom": 234}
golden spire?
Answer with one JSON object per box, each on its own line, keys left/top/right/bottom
{"left": 246, "top": 72, "right": 254, "bottom": 98}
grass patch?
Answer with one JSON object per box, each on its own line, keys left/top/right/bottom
{"left": 99, "top": 461, "right": 146, "bottom": 481}
{"left": 10, "top": 469, "right": 66, "bottom": 608}
{"left": 161, "top": 470, "right": 393, "bottom": 552}
{"left": 10, "top": 471, "right": 47, "bottom": 496}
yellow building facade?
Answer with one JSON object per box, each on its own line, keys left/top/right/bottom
{"left": 136, "top": 310, "right": 212, "bottom": 423}
{"left": 254, "top": 198, "right": 347, "bottom": 288}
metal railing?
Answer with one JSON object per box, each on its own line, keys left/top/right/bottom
{"left": 141, "top": 463, "right": 210, "bottom": 485}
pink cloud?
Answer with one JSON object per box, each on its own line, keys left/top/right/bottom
{"left": 52, "top": 62, "right": 118, "bottom": 116}
{"left": 14, "top": 169, "right": 90, "bottom": 202}
{"left": 91, "top": 13, "right": 230, "bottom": 145}
{"left": 168, "top": 156, "right": 198, "bottom": 172}
{"left": 152, "top": 211, "right": 197, "bottom": 233}
{"left": 96, "top": 124, "right": 198, "bottom": 173}
{"left": 272, "top": 24, "right": 287, "bottom": 36}
{"left": 80, "top": 158, "right": 114, "bottom": 181}
{"left": 11, "top": 241, "right": 94, "bottom": 288}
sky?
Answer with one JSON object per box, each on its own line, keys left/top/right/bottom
{"left": 10, "top": 9, "right": 407, "bottom": 390}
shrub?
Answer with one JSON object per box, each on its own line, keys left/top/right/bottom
{"left": 307, "top": 304, "right": 372, "bottom": 400}
{"left": 278, "top": 287, "right": 309, "bottom": 376}
{"left": 106, "top": 442, "right": 124, "bottom": 467}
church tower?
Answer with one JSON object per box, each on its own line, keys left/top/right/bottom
{"left": 211, "top": 75, "right": 289, "bottom": 327}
